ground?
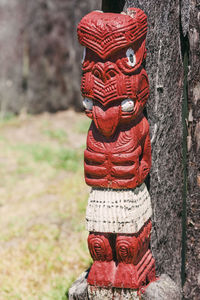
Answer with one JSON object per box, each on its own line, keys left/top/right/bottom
{"left": 0, "top": 110, "right": 91, "bottom": 300}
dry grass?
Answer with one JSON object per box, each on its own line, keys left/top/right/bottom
{"left": 0, "top": 110, "right": 92, "bottom": 300}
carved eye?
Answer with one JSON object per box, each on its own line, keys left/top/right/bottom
{"left": 126, "top": 48, "right": 136, "bottom": 67}
{"left": 121, "top": 99, "right": 134, "bottom": 112}
{"left": 83, "top": 98, "right": 93, "bottom": 110}
{"left": 81, "top": 47, "right": 86, "bottom": 64}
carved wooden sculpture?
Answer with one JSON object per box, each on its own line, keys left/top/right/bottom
{"left": 77, "top": 7, "right": 156, "bottom": 292}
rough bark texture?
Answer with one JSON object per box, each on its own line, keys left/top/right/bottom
{"left": 142, "top": 274, "right": 182, "bottom": 300}
{"left": 183, "top": 0, "right": 200, "bottom": 299}
{"left": 125, "top": 0, "right": 184, "bottom": 287}
{"left": 0, "top": 0, "right": 101, "bottom": 114}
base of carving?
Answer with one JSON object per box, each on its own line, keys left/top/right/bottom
{"left": 88, "top": 285, "right": 139, "bottom": 300}
{"left": 87, "top": 250, "right": 156, "bottom": 290}
{"left": 68, "top": 272, "right": 182, "bottom": 300}
{"left": 87, "top": 261, "right": 116, "bottom": 287}
{"left": 114, "top": 250, "right": 156, "bottom": 289}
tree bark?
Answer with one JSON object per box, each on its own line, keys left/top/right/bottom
{"left": 125, "top": 1, "right": 200, "bottom": 297}
{"left": 125, "top": 0, "right": 184, "bottom": 287}
{"left": 183, "top": 0, "right": 200, "bottom": 299}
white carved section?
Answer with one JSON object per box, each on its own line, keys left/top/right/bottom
{"left": 86, "top": 183, "right": 152, "bottom": 233}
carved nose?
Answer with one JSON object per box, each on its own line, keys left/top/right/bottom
{"left": 92, "top": 62, "right": 118, "bottom": 82}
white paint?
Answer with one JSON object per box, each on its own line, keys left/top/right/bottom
{"left": 86, "top": 183, "right": 152, "bottom": 233}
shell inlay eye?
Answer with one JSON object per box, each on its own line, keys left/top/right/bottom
{"left": 83, "top": 98, "right": 93, "bottom": 110}
{"left": 121, "top": 99, "right": 134, "bottom": 112}
{"left": 81, "top": 47, "right": 86, "bottom": 64}
{"left": 126, "top": 48, "right": 136, "bottom": 67}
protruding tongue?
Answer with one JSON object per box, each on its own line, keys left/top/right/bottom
{"left": 93, "top": 105, "right": 120, "bottom": 138}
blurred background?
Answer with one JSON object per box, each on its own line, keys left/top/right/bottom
{"left": 0, "top": 0, "right": 101, "bottom": 114}
{"left": 0, "top": 1, "right": 101, "bottom": 299}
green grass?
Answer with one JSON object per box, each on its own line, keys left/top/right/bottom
{"left": 0, "top": 110, "right": 90, "bottom": 299}
{"left": 12, "top": 143, "right": 82, "bottom": 172}
{"left": 43, "top": 128, "right": 68, "bottom": 143}
{"left": 75, "top": 118, "right": 91, "bottom": 134}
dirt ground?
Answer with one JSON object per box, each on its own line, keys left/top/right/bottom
{"left": 0, "top": 110, "right": 91, "bottom": 300}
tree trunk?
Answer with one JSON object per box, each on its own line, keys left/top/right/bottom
{"left": 25, "top": 0, "right": 101, "bottom": 113}
{"left": 0, "top": 0, "right": 27, "bottom": 114}
{"left": 125, "top": 0, "right": 184, "bottom": 287}
{"left": 125, "top": 1, "right": 200, "bottom": 297}
{"left": 183, "top": 0, "right": 200, "bottom": 299}
{"left": 0, "top": 0, "right": 101, "bottom": 114}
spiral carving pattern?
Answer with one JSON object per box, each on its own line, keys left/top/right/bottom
{"left": 88, "top": 233, "right": 113, "bottom": 262}
{"left": 116, "top": 235, "right": 138, "bottom": 264}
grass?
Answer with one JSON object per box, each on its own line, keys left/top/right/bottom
{"left": 12, "top": 143, "right": 82, "bottom": 172}
{"left": 75, "top": 118, "right": 91, "bottom": 134}
{"left": 42, "top": 129, "right": 68, "bottom": 143}
{"left": 0, "top": 110, "right": 91, "bottom": 300}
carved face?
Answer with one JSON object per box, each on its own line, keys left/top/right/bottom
{"left": 77, "top": 8, "right": 149, "bottom": 138}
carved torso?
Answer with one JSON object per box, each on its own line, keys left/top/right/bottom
{"left": 85, "top": 115, "right": 151, "bottom": 189}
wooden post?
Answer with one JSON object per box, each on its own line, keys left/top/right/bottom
{"left": 125, "top": 0, "right": 184, "bottom": 286}
{"left": 183, "top": 1, "right": 200, "bottom": 298}
{"left": 126, "top": 1, "right": 200, "bottom": 298}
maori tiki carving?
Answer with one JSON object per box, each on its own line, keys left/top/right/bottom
{"left": 77, "top": 7, "right": 156, "bottom": 292}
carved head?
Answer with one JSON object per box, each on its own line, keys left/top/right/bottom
{"left": 77, "top": 8, "right": 149, "bottom": 138}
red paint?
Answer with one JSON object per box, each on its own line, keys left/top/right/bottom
{"left": 114, "top": 249, "right": 156, "bottom": 289}
{"left": 77, "top": 7, "right": 156, "bottom": 290}
{"left": 77, "top": 8, "right": 147, "bottom": 61}
{"left": 78, "top": 9, "right": 151, "bottom": 189}
{"left": 87, "top": 221, "right": 156, "bottom": 288}
{"left": 87, "top": 233, "right": 116, "bottom": 286}
{"left": 85, "top": 114, "right": 151, "bottom": 189}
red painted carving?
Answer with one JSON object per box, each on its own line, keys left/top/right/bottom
{"left": 84, "top": 115, "right": 151, "bottom": 189}
{"left": 87, "top": 221, "right": 156, "bottom": 289}
{"left": 116, "top": 220, "right": 152, "bottom": 266}
{"left": 77, "top": 7, "right": 156, "bottom": 291}
{"left": 87, "top": 233, "right": 116, "bottom": 286}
